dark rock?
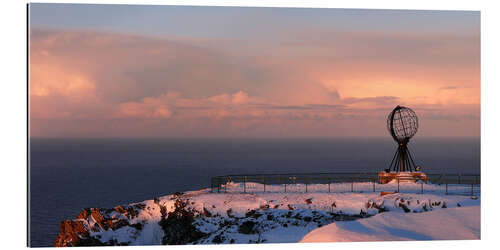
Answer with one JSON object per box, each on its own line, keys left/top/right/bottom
{"left": 76, "top": 208, "right": 91, "bottom": 220}
{"left": 371, "top": 201, "right": 387, "bottom": 213}
{"left": 107, "top": 219, "right": 129, "bottom": 231}
{"left": 203, "top": 207, "right": 212, "bottom": 217}
{"left": 212, "top": 234, "right": 224, "bottom": 244}
{"left": 245, "top": 210, "right": 262, "bottom": 219}
{"left": 159, "top": 204, "right": 167, "bottom": 218}
{"left": 238, "top": 221, "right": 257, "bottom": 234}
{"left": 135, "top": 203, "right": 146, "bottom": 209}
{"left": 399, "top": 203, "right": 411, "bottom": 213}
{"left": 90, "top": 208, "right": 107, "bottom": 230}
{"left": 305, "top": 198, "right": 313, "bottom": 205}
{"left": 115, "top": 205, "right": 127, "bottom": 214}
{"left": 130, "top": 223, "right": 143, "bottom": 230}
{"left": 125, "top": 207, "right": 139, "bottom": 219}
{"left": 259, "top": 204, "right": 270, "bottom": 210}
{"left": 159, "top": 199, "right": 207, "bottom": 245}
{"left": 226, "top": 208, "right": 233, "bottom": 217}
{"left": 359, "top": 209, "right": 367, "bottom": 217}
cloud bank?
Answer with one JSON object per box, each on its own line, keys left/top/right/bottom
{"left": 29, "top": 28, "right": 479, "bottom": 138}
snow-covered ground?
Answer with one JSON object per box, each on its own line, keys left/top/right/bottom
{"left": 301, "top": 206, "right": 480, "bottom": 242}
{"left": 55, "top": 182, "right": 480, "bottom": 246}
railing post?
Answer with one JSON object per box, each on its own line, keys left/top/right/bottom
{"left": 244, "top": 176, "right": 247, "bottom": 193}
{"left": 306, "top": 176, "right": 310, "bottom": 193}
{"left": 263, "top": 176, "right": 266, "bottom": 193}
{"left": 208, "top": 172, "right": 478, "bottom": 196}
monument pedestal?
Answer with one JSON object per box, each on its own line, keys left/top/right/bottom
{"left": 378, "top": 171, "right": 427, "bottom": 184}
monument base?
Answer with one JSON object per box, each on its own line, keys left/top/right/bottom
{"left": 378, "top": 171, "right": 427, "bottom": 184}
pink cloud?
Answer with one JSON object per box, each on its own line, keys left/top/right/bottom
{"left": 29, "top": 28, "right": 480, "bottom": 138}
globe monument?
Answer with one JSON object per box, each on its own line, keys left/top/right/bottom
{"left": 379, "top": 105, "right": 427, "bottom": 184}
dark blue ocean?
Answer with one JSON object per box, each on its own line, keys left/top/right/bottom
{"left": 29, "top": 137, "right": 480, "bottom": 247}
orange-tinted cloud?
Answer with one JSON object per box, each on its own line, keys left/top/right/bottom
{"left": 29, "top": 28, "right": 479, "bottom": 138}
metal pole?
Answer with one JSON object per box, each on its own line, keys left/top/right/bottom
{"left": 284, "top": 183, "right": 287, "bottom": 193}
{"left": 397, "top": 178, "right": 400, "bottom": 193}
{"left": 328, "top": 178, "right": 331, "bottom": 193}
{"left": 224, "top": 178, "right": 227, "bottom": 193}
{"left": 373, "top": 180, "right": 375, "bottom": 192}
{"left": 306, "top": 176, "right": 309, "bottom": 193}
{"left": 421, "top": 182, "right": 423, "bottom": 194}
{"left": 263, "top": 176, "right": 266, "bottom": 193}
{"left": 458, "top": 173, "right": 461, "bottom": 184}
{"left": 445, "top": 180, "right": 448, "bottom": 195}
{"left": 471, "top": 183, "right": 474, "bottom": 197}
{"left": 244, "top": 176, "right": 247, "bottom": 193}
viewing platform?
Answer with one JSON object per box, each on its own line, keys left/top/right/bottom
{"left": 378, "top": 171, "right": 427, "bottom": 184}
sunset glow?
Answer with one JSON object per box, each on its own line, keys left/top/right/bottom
{"left": 29, "top": 5, "right": 480, "bottom": 138}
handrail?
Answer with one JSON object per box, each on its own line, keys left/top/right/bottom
{"left": 210, "top": 172, "right": 480, "bottom": 196}
{"left": 212, "top": 172, "right": 480, "bottom": 178}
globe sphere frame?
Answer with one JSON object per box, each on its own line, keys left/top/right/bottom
{"left": 386, "top": 105, "right": 420, "bottom": 173}
{"left": 387, "top": 106, "right": 419, "bottom": 143}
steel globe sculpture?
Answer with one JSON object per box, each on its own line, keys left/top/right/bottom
{"left": 386, "top": 106, "right": 418, "bottom": 144}
{"left": 379, "top": 105, "right": 426, "bottom": 184}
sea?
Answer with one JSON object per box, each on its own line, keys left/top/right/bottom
{"left": 29, "top": 137, "right": 480, "bottom": 247}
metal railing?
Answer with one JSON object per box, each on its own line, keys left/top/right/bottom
{"left": 210, "top": 172, "right": 480, "bottom": 197}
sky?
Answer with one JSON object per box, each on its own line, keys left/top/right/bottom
{"left": 28, "top": 3, "right": 480, "bottom": 138}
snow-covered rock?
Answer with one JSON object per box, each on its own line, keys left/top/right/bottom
{"left": 54, "top": 183, "right": 480, "bottom": 246}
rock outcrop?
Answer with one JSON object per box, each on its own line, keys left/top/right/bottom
{"left": 54, "top": 191, "right": 457, "bottom": 247}
{"left": 54, "top": 205, "right": 143, "bottom": 247}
